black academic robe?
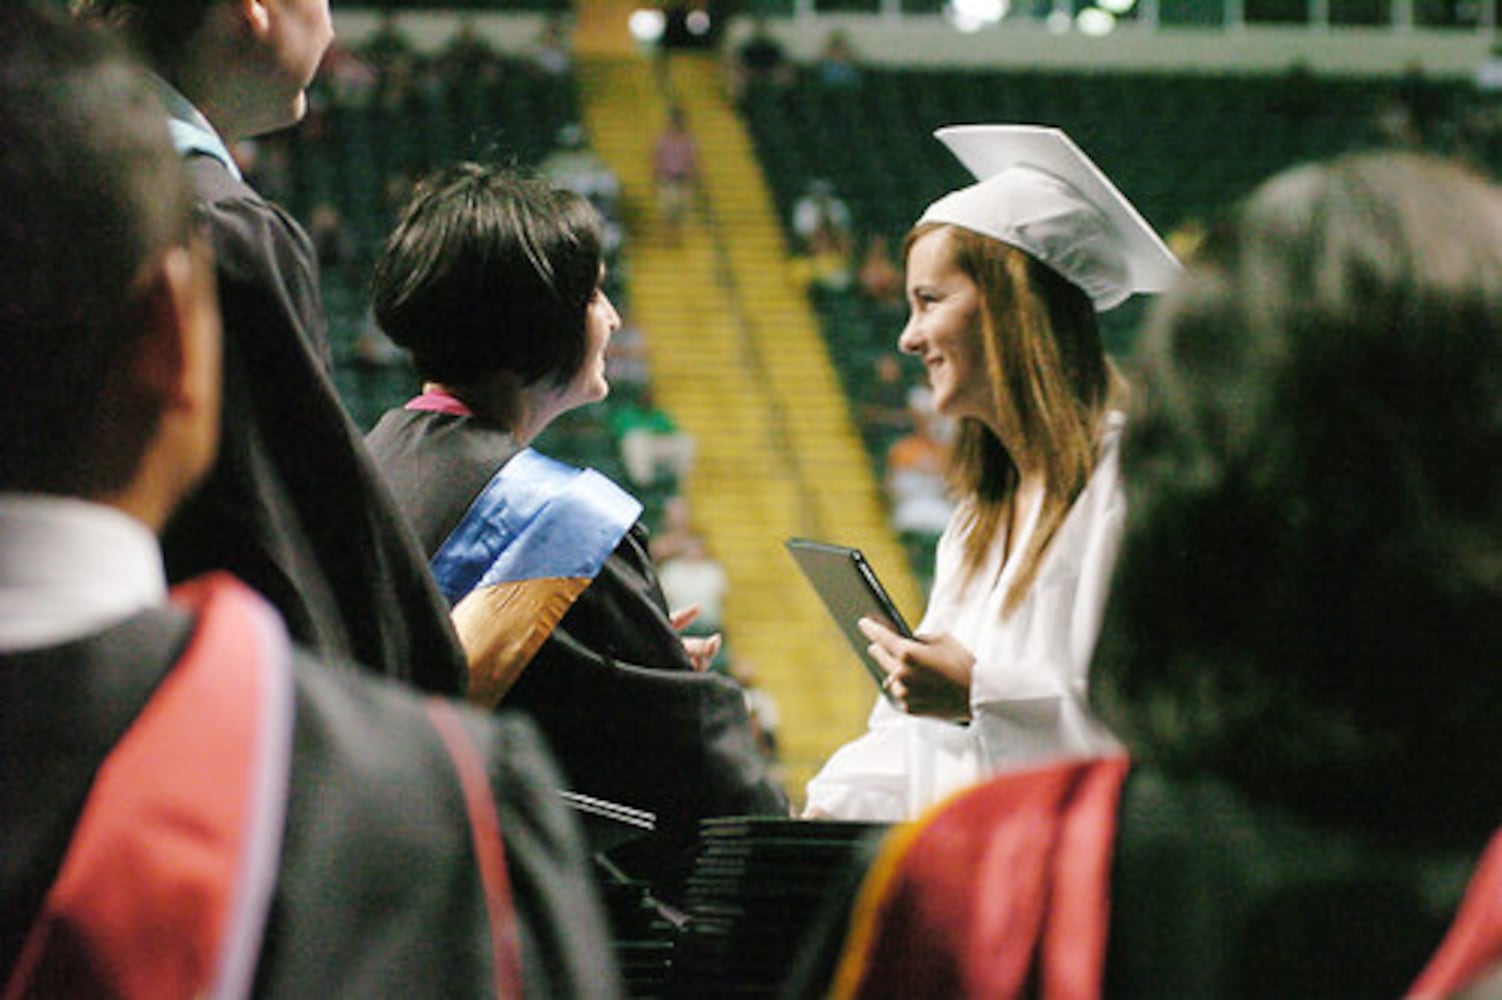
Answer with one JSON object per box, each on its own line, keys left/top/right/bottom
{"left": 367, "top": 407, "right": 788, "bottom": 854}
{"left": 161, "top": 155, "right": 465, "bottom": 695}
{"left": 0, "top": 594, "right": 619, "bottom": 997}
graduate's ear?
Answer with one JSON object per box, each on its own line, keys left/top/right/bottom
{"left": 242, "top": 0, "right": 273, "bottom": 37}
{"left": 130, "top": 239, "right": 222, "bottom": 470}
{"left": 96, "top": 238, "right": 222, "bottom": 528}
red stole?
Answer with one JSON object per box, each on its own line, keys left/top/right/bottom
{"left": 3, "top": 574, "right": 294, "bottom": 1000}
{"left": 1410, "top": 827, "right": 1502, "bottom": 997}
{"left": 832, "top": 756, "right": 1129, "bottom": 999}
{"left": 832, "top": 754, "right": 1502, "bottom": 999}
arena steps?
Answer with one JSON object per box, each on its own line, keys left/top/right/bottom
{"left": 576, "top": 52, "right": 923, "bottom": 801}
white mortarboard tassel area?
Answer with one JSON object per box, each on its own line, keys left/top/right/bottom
{"left": 918, "top": 124, "right": 1180, "bottom": 311}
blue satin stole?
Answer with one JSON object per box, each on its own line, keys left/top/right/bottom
{"left": 430, "top": 447, "right": 643, "bottom": 606}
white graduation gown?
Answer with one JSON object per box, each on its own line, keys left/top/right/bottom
{"left": 805, "top": 414, "right": 1126, "bottom": 821}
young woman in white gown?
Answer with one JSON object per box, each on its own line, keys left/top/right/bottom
{"left": 805, "top": 126, "right": 1179, "bottom": 821}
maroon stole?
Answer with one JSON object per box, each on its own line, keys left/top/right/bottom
{"left": 831, "top": 756, "right": 1129, "bottom": 999}
{"left": 422, "top": 700, "right": 525, "bottom": 997}
{"left": 832, "top": 754, "right": 1502, "bottom": 999}
{"left": 3, "top": 574, "right": 526, "bottom": 998}
{"left": 4, "top": 574, "right": 295, "bottom": 999}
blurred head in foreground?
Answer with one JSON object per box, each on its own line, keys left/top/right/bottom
{"left": 1094, "top": 150, "right": 1502, "bottom": 838}
{"left": 0, "top": 5, "right": 219, "bottom": 526}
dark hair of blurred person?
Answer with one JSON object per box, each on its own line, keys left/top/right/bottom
{"left": 1094, "top": 151, "right": 1502, "bottom": 836}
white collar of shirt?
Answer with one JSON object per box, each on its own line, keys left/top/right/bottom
{"left": 148, "top": 73, "right": 244, "bottom": 181}
{"left": 0, "top": 495, "right": 167, "bottom": 652}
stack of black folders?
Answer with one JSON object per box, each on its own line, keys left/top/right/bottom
{"left": 666, "top": 816, "right": 890, "bottom": 997}
{"left": 560, "top": 791, "right": 679, "bottom": 995}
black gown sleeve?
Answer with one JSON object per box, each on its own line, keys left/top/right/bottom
{"left": 508, "top": 523, "right": 788, "bottom": 849}
{"left": 162, "top": 156, "right": 466, "bottom": 695}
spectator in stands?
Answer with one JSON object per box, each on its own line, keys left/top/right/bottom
{"left": 791, "top": 177, "right": 856, "bottom": 291}
{"left": 362, "top": 8, "right": 415, "bottom": 76}
{"left": 817, "top": 150, "right": 1502, "bottom": 1000}
{"left": 858, "top": 352, "right": 917, "bottom": 458}
{"left": 524, "top": 14, "right": 573, "bottom": 78}
{"left": 805, "top": 126, "right": 1179, "bottom": 821}
{"left": 652, "top": 104, "right": 699, "bottom": 239}
{"left": 1396, "top": 58, "right": 1444, "bottom": 144}
{"left": 730, "top": 657, "right": 783, "bottom": 769}
{"left": 1475, "top": 40, "right": 1502, "bottom": 91}
{"left": 384, "top": 166, "right": 418, "bottom": 226}
{"left": 319, "top": 39, "right": 377, "bottom": 109}
{"left": 1269, "top": 58, "right": 1319, "bottom": 125}
{"left": 648, "top": 491, "right": 697, "bottom": 564}
{"left": 365, "top": 164, "right": 787, "bottom": 865}
{"left": 607, "top": 385, "right": 697, "bottom": 490}
{"left": 436, "top": 14, "right": 499, "bottom": 85}
{"left": 727, "top": 16, "right": 792, "bottom": 104}
{"left": 542, "top": 123, "right": 621, "bottom": 207}
{"left": 353, "top": 308, "right": 407, "bottom": 369}
{"left": 812, "top": 29, "right": 862, "bottom": 89}
{"left": 307, "top": 199, "right": 358, "bottom": 285}
{"left": 81, "top": 0, "right": 469, "bottom": 694}
{"left": 1461, "top": 43, "right": 1502, "bottom": 168}
{"left": 361, "top": 11, "right": 422, "bottom": 112}
{"left": 793, "top": 177, "right": 854, "bottom": 251}
{"left": 857, "top": 232, "right": 905, "bottom": 309}
{"left": 658, "top": 534, "right": 730, "bottom": 638}
{"left": 0, "top": 13, "right": 615, "bottom": 995}
{"left": 541, "top": 121, "right": 624, "bottom": 253}
{"left": 604, "top": 307, "right": 652, "bottom": 394}
{"left": 884, "top": 396, "right": 955, "bottom": 591}
{"left": 228, "top": 135, "right": 293, "bottom": 204}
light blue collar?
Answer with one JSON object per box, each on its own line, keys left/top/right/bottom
{"left": 147, "top": 74, "right": 243, "bottom": 181}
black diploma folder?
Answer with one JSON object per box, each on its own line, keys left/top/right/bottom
{"left": 785, "top": 538, "right": 912, "bottom": 703}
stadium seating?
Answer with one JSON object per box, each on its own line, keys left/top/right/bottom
{"left": 740, "top": 65, "right": 1475, "bottom": 475}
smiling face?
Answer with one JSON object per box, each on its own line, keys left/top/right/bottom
{"left": 898, "top": 226, "right": 997, "bottom": 431}
{"left": 559, "top": 270, "right": 620, "bottom": 412}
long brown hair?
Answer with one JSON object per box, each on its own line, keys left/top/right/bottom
{"left": 908, "top": 223, "right": 1121, "bottom": 615}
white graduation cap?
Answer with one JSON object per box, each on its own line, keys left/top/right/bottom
{"left": 918, "top": 124, "right": 1180, "bottom": 311}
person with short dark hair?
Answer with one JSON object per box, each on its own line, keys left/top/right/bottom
{"left": 78, "top": 0, "right": 468, "bottom": 694}
{"left": 822, "top": 151, "right": 1502, "bottom": 997}
{"left": 0, "top": 11, "right": 616, "bottom": 996}
{"left": 365, "top": 164, "right": 787, "bottom": 869}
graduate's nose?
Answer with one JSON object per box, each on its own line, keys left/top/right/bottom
{"left": 897, "top": 317, "right": 922, "bottom": 355}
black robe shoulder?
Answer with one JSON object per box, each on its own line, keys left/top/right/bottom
{"left": 368, "top": 407, "right": 788, "bottom": 849}
{"left": 162, "top": 155, "right": 466, "bottom": 695}
{"left": 0, "top": 606, "right": 618, "bottom": 997}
